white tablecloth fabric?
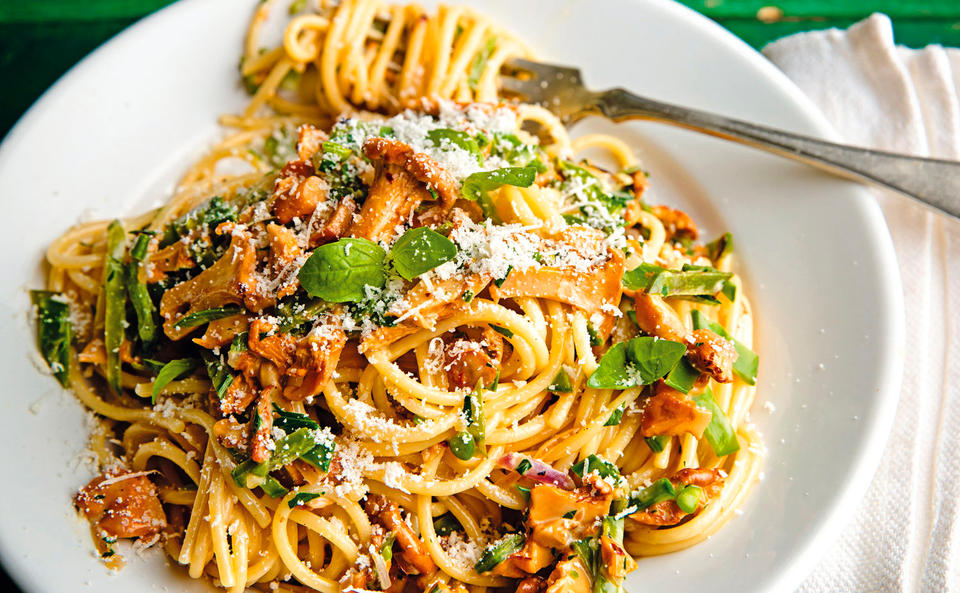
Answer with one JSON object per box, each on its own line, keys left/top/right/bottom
{"left": 762, "top": 14, "right": 960, "bottom": 593}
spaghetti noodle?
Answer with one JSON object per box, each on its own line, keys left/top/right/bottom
{"left": 32, "top": 2, "right": 762, "bottom": 592}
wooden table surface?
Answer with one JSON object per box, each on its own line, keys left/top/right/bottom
{"left": 0, "top": 0, "right": 957, "bottom": 591}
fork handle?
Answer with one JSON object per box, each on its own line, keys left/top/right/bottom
{"left": 592, "top": 88, "right": 960, "bottom": 218}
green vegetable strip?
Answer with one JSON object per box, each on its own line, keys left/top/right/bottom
{"left": 587, "top": 324, "right": 603, "bottom": 346}
{"left": 432, "top": 513, "right": 462, "bottom": 536}
{"left": 632, "top": 478, "right": 677, "bottom": 510}
{"left": 598, "top": 500, "right": 628, "bottom": 592}
{"left": 234, "top": 427, "right": 333, "bottom": 489}
{"left": 693, "top": 387, "right": 741, "bottom": 457}
{"left": 448, "top": 431, "right": 476, "bottom": 461}
{"left": 467, "top": 37, "right": 497, "bottom": 91}
{"left": 465, "top": 382, "right": 486, "bottom": 453}
{"left": 487, "top": 369, "right": 500, "bottom": 392}
{"left": 103, "top": 220, "right": 127, "bottom": 395}
{"left": 124, "top": 234, "right": 158, "bottom": 346}
{"left": 259, "top": 476, "right": 289, "bottom": 498}
{"left": 277, "top": 299, "right": 329, "bottom": 333}
{"left": 173, "top": 304, "right": 244, "bottom": 331}
{"left": 474, "top": 533, "right": 525, "bottom": 573}
{"left": 231, "top": 458, "right": 269, "bottom": 488}
{"left": 663, "top": 358, "right": 700, "bottom": 393}
{"left": 321, "top": 140, "right": 352, "bottom": 161}
{"left": 300, "top": 442, "right": 335, "bottom": 472}
{"left": 151, "top": 358, "right": 201, "bottom": 404}
{"left": 706, "top": 232, "right": 734, "bottom": 261}
{"left": 644, "top": 435, "right": 670, "bottom": 453}
{"left": 622, "top": 262, "right": 732, "bottom": 297}
{"left": 380, "top": 532, "right": 396, "bottom": 563}
{"left": 272, "top": 404, "right": 320, "bottom": 432}
{"left": 604, "top": 403, "right": 625, "bottom": 426}
{"left": 287, "top": 491, "right": 323, "bottom": 509}
{"left": 548, "top": 369, "right": 573, "bottom": 393}
{"left": 675, "top": 485, "right": 702, "bottom": 514}
{"left": 230, "top": 332, "right": 249, "bottom": 353}
{"left": 427, "top": 128, "right": 482, "bottom": 163}
{"left": 270, "top": 428, "right": 324, "bottom": 469}
{"left": 30, "top": 291, "right": 72, "bottom": 387}
{"left": 690, "top": 310, "right": 759, "bottom": 385}
{"left": 202, "top": 351, "right": 234, "bottom": 400}
{"left": 160, "top": 196, "right": 238, "bottom": 247}
{"left": 570, "top": 454, "right": 621, "bottom": 482}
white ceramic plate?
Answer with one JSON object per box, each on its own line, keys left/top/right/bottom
{"left": 0, "top": 0, "right": 903, "bottom": 592}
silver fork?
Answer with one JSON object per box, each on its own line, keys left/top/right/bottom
{"left": 502, "top": 58, "right": 960, "bottom": 219}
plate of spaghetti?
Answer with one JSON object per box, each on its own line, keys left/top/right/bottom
{"left": 0, "top": 1, "right": 902, "bottom": 593}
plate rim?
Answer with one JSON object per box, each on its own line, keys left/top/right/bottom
{"left": 644, "top": 2, "right": 905, "bottom": 591}
{"left": 0, "top": 1, "right": 905, "bottom": 592}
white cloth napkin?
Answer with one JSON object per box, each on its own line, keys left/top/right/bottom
{"left": 763, "top": 14, "right": 960, "bottom": 593}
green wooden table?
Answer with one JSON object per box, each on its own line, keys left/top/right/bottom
{"left": 1, "top": 0, "right": 959, "bottom": 141}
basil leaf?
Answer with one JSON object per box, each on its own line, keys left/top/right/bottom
{"left": 151, "top": 358, "right": 201, "bottom": 403}
{"left": 427, "top": 129, "right": 482, "bottom": 163}
{"left": 691, "top": 310, "right": 758, "bottom": 385}
{"left": 30, "top": 290, "right": 72, "bottom": 387}
{"left": 625, "top": 338, "right": 686, "bottom": 383}
{"left": 461, "top": 166, "right": 537, "bottom": 202}
{"left": 587, "top": 336, "right": 686, "bottom": 389}
{"left": 586, "top": 342, "right": 632, "bottom": 390}
{"left": 388, "top": 227, "right": 458, "bottom": 281}
{"left": 298, "top": 238, "right": 387, "bottom": 303}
